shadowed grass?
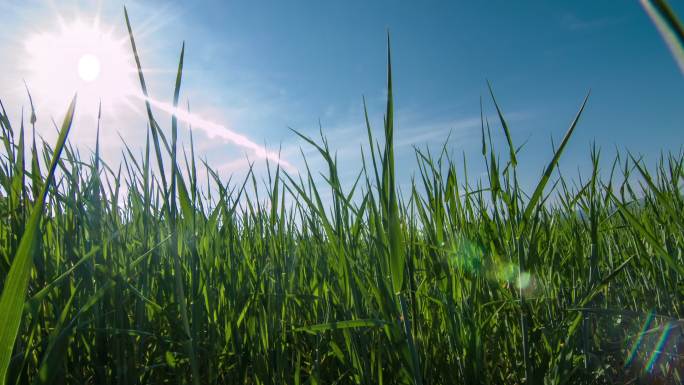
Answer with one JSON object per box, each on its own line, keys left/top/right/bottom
{"left": 0, "top": 95, "right": 76, "bottom": 385}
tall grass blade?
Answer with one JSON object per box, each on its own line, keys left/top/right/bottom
{"left": 0, "top": 95, "right": 76, "bottom": 385}
{"left": 521, "top": 92, "right": 589, "bottom": 228}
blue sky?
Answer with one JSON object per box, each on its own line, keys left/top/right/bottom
{"left": 1, "top": 0, "right": 683, "bottom": 195}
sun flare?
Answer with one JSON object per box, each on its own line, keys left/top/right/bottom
{"left": 78, "top": 53, "right": 101, "bottom": 82}
{"left": 23, "top": 19, "right": 136, "bottom": 115}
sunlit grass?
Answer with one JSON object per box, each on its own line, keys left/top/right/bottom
{"left": 0, "top": 5, "right": 683, "bottom": 385}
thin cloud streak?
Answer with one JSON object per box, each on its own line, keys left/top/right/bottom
{"left": 139, "top": 95, "right": 296, "bottom": 171}
{"left": 395, "top": 117, "right": 481, "bottom": 148}
{"left": 394, "top": 112, "right": 530, "bottom": 149}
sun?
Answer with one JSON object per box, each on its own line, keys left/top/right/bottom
{"left": 23, "top": 19, "right": 137, "bottom": 116}
{"left": 78, "top": 53, "right": 101, "bottom": 82}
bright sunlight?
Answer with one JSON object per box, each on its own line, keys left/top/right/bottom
{"left": 78, "top": 53, "right": 101, "bottom": 82}
{"left": 23, "top": 19, "right": 135, "bottom": 114}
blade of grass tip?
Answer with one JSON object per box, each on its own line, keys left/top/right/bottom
{"left": 641, "top": 0, "right": 684, "bottom": 74}
{"left": 480, "top": 96, "right": 487, "bottom": 157}
{"left": 0, "top": 100, "right": 13, "bottom": 151}
{"left": 628, "top": 152, "right": 682, "bottom": 224}
{"left": 487, "top": 81, "right": 517, "bottom": 167}
{"left": 515, "top": 91, "right": 587, "bottom": 383}
{"left": 30, "top": 123, "right": 41, "bottom": 202}
{"left": 171, "top": 41, "right": 184, "bottom": 218}
{"left": 24, "top": 84, "right": 41, "bottom": 201}
{"left": 383, "top": 33, "right": 404, "bottom": 297}
{"left": 188, "top": 108, "right": 198, "bottom": 214}
{"left": 124, "top": 6, "right": 168, "bottom": 193}
{"left": 169, "top": 40, "right": 200, "bottom": 385}
{"left": 384, "top": 34, "right": 422, "bottom": 385}
{"left": 143, "top": 128, "right": 151, "bottom": 230}
{"left": 95, "top": 101, "right": 101, "bottom": 178}
{"left": 521, "top": 91, "right": 590, "bottom": 229}
{"left": 363, "top": 96, "right": 382, "bottom": 193}
{"left": 0, "top": 95, "right": 76, "bottom": 385}
{"left": 10, "top": 114, "right": 25, "bottom": 219}
{"left": 23, "top": 82, "right": 36, "bottom": 128}
{"left": 608, "top": 189, "right": 684, "bottom": 276}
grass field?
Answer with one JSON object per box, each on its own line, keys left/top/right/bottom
{"left": 1, "top": 3, "right": 683, "bottom": 385}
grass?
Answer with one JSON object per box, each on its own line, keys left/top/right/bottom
{"left": 1, "top": 5, "right": 683, "bottom": 385}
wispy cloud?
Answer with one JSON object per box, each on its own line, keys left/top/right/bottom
{"left": 395, "top": 116, "right": 481, "bottom": 148}
{"left": 143, "top": 95, "right": 296, "bottom": 171}
{"left": 395, "top": 111, "right": 530, "bottom": 149}
{"left": 560, "top": 13, "right": 625, "bottom": 32}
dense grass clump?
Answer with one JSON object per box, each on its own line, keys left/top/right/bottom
{"left": 1, "top": 9, "right": 684, "bottom": 385}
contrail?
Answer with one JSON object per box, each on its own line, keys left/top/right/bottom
{"left": 138, "top": 95, "right": 295, "bottom": 171}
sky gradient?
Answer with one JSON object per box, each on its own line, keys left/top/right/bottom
{"left": 1, "top": 0, "right": 683, "bottom": 196}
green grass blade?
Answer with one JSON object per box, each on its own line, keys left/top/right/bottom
{"left": 383, "top": 34, "right": 405, "bottom": 297}
{"left": 0, "top": 95, "right": 76, "bottom": 385}
{"left": 295, "top": 319, "right": 388, "bottom": 334}
{"left": 610, "top": 191, "right": 684, "bottom": 276}
{"left": 124, "top": 6, "right": 168, "bottom": 193}
{"left": 487, "top": 81, "right": 517, "bottom": 167}
{"left": 169, "top": 40, "right": 201, "bottom": 385}
{"left": 521, "top": 92, "right": 589, "bottom": 228}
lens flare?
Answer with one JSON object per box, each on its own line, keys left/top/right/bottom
{"left": 624, "top": 311, "right": 655, "bottom": 368}
{"left": 447, "top": 236, "right": 537, "bottom": 295}
{"left": 645, "top": 321, "right": 675, "bottom": 373}
{"left": 449, "top": 238, "right": 484, "bottom": 274}
{"left": 517, "top": 271, "right": 532, "bottom": 290}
